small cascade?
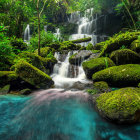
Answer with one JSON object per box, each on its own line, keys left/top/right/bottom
{"left": 51, "top": 52, "right": 88, "bottom": 89}
{"left": 54, "top": 28, "right": 61, "bottom": 39}
{"left": 24, "top": 24, "right": 30, "bottom": 43}
{"left": 44, "top": 25, "right": 47, "bottom": 32}
{"left": 69, "top": 8, "right": 108, "bottom": 46}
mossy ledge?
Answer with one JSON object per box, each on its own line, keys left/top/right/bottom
{"left": 92, "top": 64, "right": 140, "bottom": 87}
{"left": 82, "top": 57, "right": 115, "bottom": 79}
{"left": 96, "top": 87, "right": 140, "bottom": 124}
{"left": 15, "top": 60, "right": 54, "bottom": 89}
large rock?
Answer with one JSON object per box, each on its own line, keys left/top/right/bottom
{"left": 0, "top": 71, "right": 18, "bottom": 88}
{"left": 96, "top": 87, "right": 140, "bottom": 124}
{"left": 15, "top": 60, "right": 54, "bottom": 89}
{"left": 92, "top": 64, "right": 140, "bottom": 87}
{"left": 110, "top": 49, "right": 140, "bottom": 65}
{"left": 82, "top": 57, "right": 115, "bottom": 79}
{"left": 130, "top": 39, "right": 140, "bottom": 53}
{"left": 69, "top": 50, "right": 92, "bottom": 65}
{"left": 100, "top": 31, "right": 140, "bottom": 56}
{"left": 17, "top": 52, "right": 57, "bottom": 74}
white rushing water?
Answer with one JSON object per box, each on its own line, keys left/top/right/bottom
{"left": 51, "top": 52, "right": 88, "bottom": 88}
{"left": 24, "top": 24, "right": 31, "bottom": 43}
{"left": 69, "top": 8, "right": 108, "bottom": 46}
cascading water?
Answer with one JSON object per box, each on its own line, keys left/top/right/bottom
{"left": 24, "top": 24, "right": 30, "bottom": 43}
{"left": 69, "top": 8, "right": 108, "bottom": 46}
{"left": 51, "top": 52, "right": 88, "bottom": 89}
{"left": 54, "top": 28, "right": 61, "bottom": 40}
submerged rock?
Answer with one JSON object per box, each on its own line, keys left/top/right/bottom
{"left": 110, "top": 49, "right": 140, "bottom": 65}
{"left": 96, "top": 87, "right": 140, "bottom": 124}
{"left": 15, "top": 60, "right": 54, "bottom": 89}
{"left": 69, "top": 50, "right": 92, "bottom": 65}
{"left": 92, "top": 64, "right": 140, "bottom": 87}
{"left": 82, "top": 57, "right": 115, "bottom": 79}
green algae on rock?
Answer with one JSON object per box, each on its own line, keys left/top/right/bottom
{"left": 110, "top": 49, "right": 140, "bottom": 65}
{"left": 96, "top": 87, "right": 140, "bottom": 123}
{"left": 92, "top": 64, "right": 140, "bottom": 87}
{"left": 82, "top": 57, "right": 115, "bottom": 79}
{"left": 15, "top": 60, "right": 54, "bottom": 89}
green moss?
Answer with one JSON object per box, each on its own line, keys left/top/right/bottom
{"left": 0, "top": 71, "right": 18, "bottom": 88}
{"left": 92, "top": 64, "right": 140, "bottom": 87}
{"left": 138, "top": 83, "right": 140, "bottom": 88}
{"left": 15, "top": 60, "right": 54, "bottom": 89}
{"left": 94, "top": 81, "right": 109, "bottom": 92}
{"left": 100, "top": 31, "right": 140, "bottom": 56}
{"left": 130, "top": 39, "right": 140, "bottom": 53}
{"left": 59, "top": 41, "right": 81, "bottom": 51}
{"left": 86, "top": 43, "right": 94, "bottom": 50}
{"left": 96, "top": 87, "right": 140, "bottom": 122}
{"left": 110, "top": 49, "right": 140, "bottom": 65}
{"left": 82, "top": 57, "right": 115, "bottom": 79}
{"left": 34, "top": 47, "right": 55, "bottom": 58}
{"left": 94, "top": 42, "right": 106, "bottom": 50}
{"left": 86, "top": 89, "right": 98, "bottom": 95}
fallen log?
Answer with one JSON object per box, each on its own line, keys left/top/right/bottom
{"left": 71, "top": 37, "right": 91, "bottom": 43}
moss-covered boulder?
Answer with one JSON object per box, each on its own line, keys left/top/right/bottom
{"left": 69, "top": 50, "right": 92, "bottom": 65}
{"left": 92, "top": 64, "right": 140, "bottom": 87}
{"left": 94, "top": 81, "right": 110, "bottom": 93}
{"left": 93, "top": 42, "right": 106, "bottom": 50}
{"left": 18, "top": 52, "right": 47, "bottom": 72}
{"left": 15, "top": 60, "right": 54, "bottom": 89}
{"left": 0, "top": 71, "right": 18, "bottom": 88}
{"left": 59, "top": 41, "right": 81, "bottom": 51}
{"left": 14, "top": 52, "right": 57, "bottom": 74}
{"left": 34, "top": 47, "right": 55, "bottom": 58}
{"left": 130, "top": 39, "right": 140, "bottom": 53}
{"left": 96, "top": 87, "right": 140, "bottom": 123}
{"left": 100, "top": 31, "right": 140, "bottom": 56}
{"left": 110, "top": 49, "right": 140, "bottom": 65}
{"left": 82, "top": 57, "right": 115, "bottom": 79}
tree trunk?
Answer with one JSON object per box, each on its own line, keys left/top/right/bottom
{"left": 37, "top": 1, "right": 41, "bottom": 56}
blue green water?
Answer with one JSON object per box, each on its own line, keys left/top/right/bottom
{"left": 0, "top": 89, "right": 140, "bottom": 140}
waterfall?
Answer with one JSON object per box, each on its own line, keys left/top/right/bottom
{"left": 69, "top": 8, "right": 108, "bottom": 46}
{"left": 24, "top": 24, "right": 30, "bottom": 42}
{"left": 44, "top": 25, "right": 47, "bottom": 32}
{"left": 51, "top": 52, "right": 88, "bottom": 89}
{"left": 54, "top": 28, "right": 61, "bottom": 39}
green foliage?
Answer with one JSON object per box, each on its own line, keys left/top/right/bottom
{"left": 96, "top": 87, "right": 140, "bottom": 122}
{"left": 10, "top": 37, "right": 27, "bottom": 54}
{"left": 29, "top": 31, "right": 59, "bottom": 51}
{"left": 86, "top": 89, "right": 98, "bottom": 95}
{"left": 120, "top": 45, "right": 127, "bottom": 49}
{"left": 86, "top": 43, "right": 94, "bottom": 50}
{"left": 0, "top": 26, "right": 15, "bottom": 70}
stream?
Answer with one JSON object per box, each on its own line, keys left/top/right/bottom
{"left": 0, "top": 52, "right": 140, "bottom": 140}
